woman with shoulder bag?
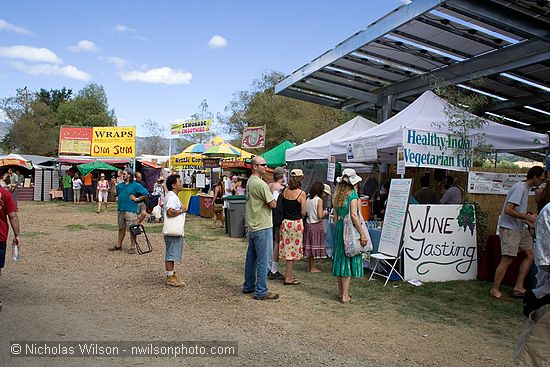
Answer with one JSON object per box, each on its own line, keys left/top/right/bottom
{"left": 332, "top": 168, "right": 368, "bottom": 304}
{"left": 279, "top": 169, "right": 307, "bottom": 285}
{"left": 211, "top": 178, "right": 225, "bottom": 229}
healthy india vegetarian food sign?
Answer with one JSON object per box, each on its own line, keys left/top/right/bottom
{"left": 402, "top": 128, "right": 473, "bottom": 172}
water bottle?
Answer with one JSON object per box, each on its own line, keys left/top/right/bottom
{"left": 12, "top": 244, "right": 19, "bottom": 261}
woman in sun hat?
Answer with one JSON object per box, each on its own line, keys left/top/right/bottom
{"left": 332, "top": 168, "right": 368, "bottom": 304}
{"left": 279, "top": 169, "right": 307, "bottom": 285}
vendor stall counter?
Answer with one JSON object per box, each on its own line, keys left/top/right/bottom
{"left": 178, "top": 188, "right": 199, "bottom": 209}
{"left": 199, "top": 195, "right": 215, "bottom": 218}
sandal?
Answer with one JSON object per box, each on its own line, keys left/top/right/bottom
{"left": 128, "top": 248, "right": 136, "bottom": 255}
{"left": 511, "top": 290, "right": 526, "bottom": 298}
{"left": 284, "top": 279, "right": 301, "bottom": 285}
{"left": 108, "top": 245, "right": 122, "bottom": 251}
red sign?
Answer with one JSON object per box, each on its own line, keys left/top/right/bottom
{"left": 242, "top": 126, "right": 265, "bottom": 149}
{"left": 59, "top": 126, "right": 93, "bottom": 155}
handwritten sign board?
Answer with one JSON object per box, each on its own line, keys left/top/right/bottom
{"left": 378, "top": 178, "right": 412, "bottom": 256}
{"left": 327, "top": 156, "right": 336, "bottom": 182}
{"left": 403, "top": 204, "right": 477, "bottom": 282}
{"left": 58, "top": 127, "right": 93, "bottom": 155}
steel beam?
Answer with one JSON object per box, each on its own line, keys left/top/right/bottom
{"left": 305, "top": 78, "right": 379, "bottom": 103}
{"left": 274, "top": 0, "right": 445, "bottom": 95}
{"left": 445, "top": 0, "right": 550, "bottom": 40}
{"left": 484, "top": 92, "right": 550, "bottom": 112}
{"left": 381, "top": 36, "right": 550, "bottom": 100}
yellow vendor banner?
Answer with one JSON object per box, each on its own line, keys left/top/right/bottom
{"left": 91, "top": 127, "right": 136, "bottom": 158}
{"left": 170, "top": 153, "right": 203, "bottom": 169}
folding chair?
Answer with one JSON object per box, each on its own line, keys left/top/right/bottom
{"left": 368, "top": 247, "right": 404, "bottom": 286}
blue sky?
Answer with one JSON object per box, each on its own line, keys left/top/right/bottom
{"left": 0, "top": 0, "right": 404, "bottom": 137}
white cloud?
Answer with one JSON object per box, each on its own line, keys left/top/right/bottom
{"left": 132, "top": 35, "right": 148, "bottom": 41}
{"left": 119, "top": 67, "right": 192, "bottom": 85}
{"left": 68, "top": 40, "right": 99, "bottom": 53}
{"left": 101, "top": 56, "right": 127, "bottom": 69}
{"left": 208, "top": 35, "right": 227, "bottom": 49}
{"left": 0, "top": 19, "right": 33, "bottom": 35}
{"left": 11, "top": 62, "right": 91, "bottom": 81}
{"left": 0, "top": 45, "right": 62, "bottom": 63}
{"left": 113, "top": 24, "right": 136, "bottom": 33}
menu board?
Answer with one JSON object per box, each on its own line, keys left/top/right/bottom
{"left": 378, "top": 178, "right": 412, "bottom": 256}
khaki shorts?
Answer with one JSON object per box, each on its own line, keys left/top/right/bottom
{"left": 500, "top": 227, "right": 533, "bottom": 257}
{"left": 118, "top": 211, "right": 138, "bottom": 230}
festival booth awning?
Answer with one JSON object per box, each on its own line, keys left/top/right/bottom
{"left": 261, "top": 140, "right": 295, "bottom": 168}
{"left": 329, "top": 91, "right": 550, "bottom": 164}
{"left": 286, "top": 116, "right": 378, "bottom": 162}
{"left": 77, "top": 161, "right": 119, "bottom": 177}
{"left": 57, "top": 156, "right": 131, "bottom": 165}
{"left": 0, "top": 154, "right": 34, "bottom": 170}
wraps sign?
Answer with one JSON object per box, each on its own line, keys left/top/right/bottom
{"left": 402, "top": 128, "right": 473, "bottom": 172}
{"left": 91, "top": 127, "right": 135, "bottom": 158}
{"left": 403, "top": 204, "right": 477, "bottom": 282}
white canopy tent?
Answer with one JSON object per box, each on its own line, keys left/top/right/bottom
{"left": 286, "top": 116, "right": 378, "bottom": 162}
{"left": 329, "top": 91, "right": 549, "bottom": 163}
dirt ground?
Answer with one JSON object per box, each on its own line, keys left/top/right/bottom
{"left": 0, "top": 201, "right": 525, "bottom": 367}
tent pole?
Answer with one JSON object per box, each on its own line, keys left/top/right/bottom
{"left": 494, "top": 152, "right": 497, "bottom": 169}
{"left": 168, "top": 138, "right": 172, "bottom": 172}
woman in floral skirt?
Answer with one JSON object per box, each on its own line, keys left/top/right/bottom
{"left": 332, "top": 168, "right": 368, "bottom": 303}
{"left": 279, "top": 169, "right": 307, "bottom": 285}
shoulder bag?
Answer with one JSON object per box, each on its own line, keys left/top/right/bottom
{"left": 163, "top": 212, "right": 186, "bottom": 237}
{"left": 343, "top": 197, "right": 372, "bottom": 257}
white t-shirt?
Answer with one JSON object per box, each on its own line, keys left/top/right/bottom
{"left": 306, "top": 196, "right": 322, "bottom": 224}
{"left": 72, "top": 179, "right": 82, "bottom": 190}
{"left": 165, "top": 191, "right": 182, "bottom": 212}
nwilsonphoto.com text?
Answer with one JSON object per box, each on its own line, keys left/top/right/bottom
{"left": 10, "top": 341, "right": 238, "bottom": 358}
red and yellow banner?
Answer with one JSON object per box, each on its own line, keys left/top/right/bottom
{"left": 91, "top": 127, "right": 135, "bottom": 158}
{"left": 58, "top": 126, "right": 93, "bottom": 155}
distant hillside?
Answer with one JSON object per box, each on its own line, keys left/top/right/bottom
{"left": 0, "top": 121, "right": 11, "bottom": 141}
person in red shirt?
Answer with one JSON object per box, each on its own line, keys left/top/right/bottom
{"left": 0, "top": 187, "right": 21, "bottom": 310}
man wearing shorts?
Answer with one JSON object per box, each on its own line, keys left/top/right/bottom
{"left": 0, "top": 186, "right": 21, "bottom": 310}
{"left": 163, "top": 174, "right": 187, "bottom": 287}
{"left": 83, "top": 172, "right": 94, "bottom": 203}
{"left": 491, "top": 166, "right": 544, "bottom": 299}
{"left": 109, "top": 168, "right": 148, "bottom": 254}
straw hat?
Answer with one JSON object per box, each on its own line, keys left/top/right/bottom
{"left": 336, "top": 168, "right": 362, "bottom": 185}
{"left": 290, "top": 169, "right": 304, "bottom": 177}
{"left": 323, "top": 184, "right": 332, "bottom": 195}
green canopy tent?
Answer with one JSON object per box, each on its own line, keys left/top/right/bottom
{"left": 77, "top": 161, "right": 119, "bottom": 177}
{"left": 261, "top": 140, "right": 296, "bottom": 168}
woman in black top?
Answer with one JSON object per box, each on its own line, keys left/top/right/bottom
{"left": 211, "top": 178, "right": 224, "bottom": 229}
{"left": 279, "top": 169, "right": 307, "bottom": 285}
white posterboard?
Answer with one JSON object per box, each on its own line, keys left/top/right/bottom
{"left": 378, "top": 178, "right": 412, "bottom": 256}
{"left": 327, "top": 156, "right": 336, "bottom": 182}
{"left": 403, "top": 205, "right": 477, "bottom": 282}
{"left": 196, "top": 173, "right": 206, "bottom": 188}
{"left": 467, "top": 171, "right": 531, "bottom": 195}
{"left": 396, "top": 146, "right": 405, "bottom": 175}
{"left": 347, "top": 137, "right": 377, "bottom": 163}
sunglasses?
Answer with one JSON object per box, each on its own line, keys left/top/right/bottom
{"left": 256, "top": 163, "right": 267, "bottom": 167}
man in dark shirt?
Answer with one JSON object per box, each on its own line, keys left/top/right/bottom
{"left": 414, "top": 175, "right": 440, "bottom": 204}
{"left": 134, "top": 171, "right": 149, "bottom": 224}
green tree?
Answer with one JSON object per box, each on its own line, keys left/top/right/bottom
{"left": 10, "top": 100, "right": 58, "bottom": 155}
{"left": 36, "top": 87, "right": 72, "bottom": 112}
{"left": 56, "top": 83, "right": 116, "bottom": 127}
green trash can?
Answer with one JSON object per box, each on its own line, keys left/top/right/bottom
{"left": 226, "top": 195, "right": 246, "bottom": 238}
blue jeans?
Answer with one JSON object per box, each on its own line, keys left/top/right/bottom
{"left": 63, "top": 187, "right": 72, "bottom": 202}
{"left": 243, "top": 227, "right": 272, "bottom": 298}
